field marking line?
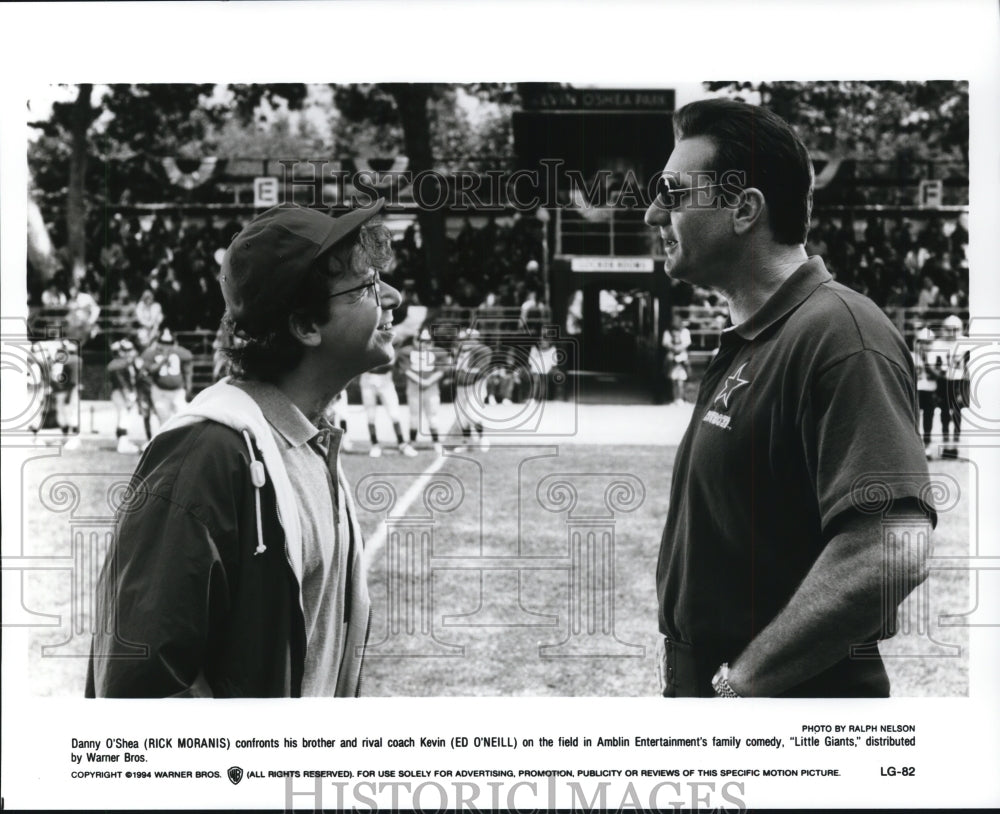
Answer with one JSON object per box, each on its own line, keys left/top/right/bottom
{"left": 361, "top": 404, "right": 459, "bottom": 564}
{"left": 362, "top": 452, "right": 447, "bottom": 565}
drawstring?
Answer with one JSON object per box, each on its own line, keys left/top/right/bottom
{"left": 241, "top": 429, "right": 267, "bottom": 555}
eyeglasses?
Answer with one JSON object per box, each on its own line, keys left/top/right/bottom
{"left": 328, "top": 269, "right": 381, "bottom": 307}
{"left": 653, "top": 176, "right": 728, "bottom": 211}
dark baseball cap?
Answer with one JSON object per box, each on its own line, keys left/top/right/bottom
{"left": 220, "top": 200, "right": 386, "bottom": 328}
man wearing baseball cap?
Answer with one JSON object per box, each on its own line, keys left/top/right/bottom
{"left": 87, "top": 202, "right": 400, "bottom": 697}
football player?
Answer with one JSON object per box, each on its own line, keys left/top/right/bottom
{"left": 912, "top": 326, "right": 940, "bottom": 459}
{"left": 452, "top": 328, "right": 490, "bottom": 452}
{"left": 404, "top": 327, "right": 446, "bottom": 454}
{"left": 26, "top": 340, "right": 52, "bottom": 444}
{"left": 938, "top": 314, "right": 968, "bottom": 458}
{"left": 140, "top": 328, "right": 193, "bottom": 426}
{"left": 360, "top": 362, "right": 417, "bottom": 457}
{"left": 108, "top": 339, "right": 141, "bottom": 453}
{"left": 50, "top": 339, "right": 82, "bottom": 450}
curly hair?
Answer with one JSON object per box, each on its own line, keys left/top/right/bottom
{"left": 224, "top": 220, "right": 393, "bottom": 382}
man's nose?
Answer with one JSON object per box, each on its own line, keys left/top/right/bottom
{"left": 380, "top": 279, "right": 402, "bottom": 309}
{"left": 644, "top": 198, "right": 670, "bottom": 227}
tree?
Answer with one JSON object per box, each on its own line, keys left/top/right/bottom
{"left": 383, "top": 84, "right": 447, "bottom": 294}
{"left": 29, "top": 83, "right": 309, "bottom": 290}
{"left": 329, "top": 83, "right": 517, "bottom": 295}
{"left": 30, "top": 84, "right": 223, "bottom": 287}
{"left": 206, "top": 110, "right": 328, "bottom": 160}
{"left": 65, "top": 84, "right": 101, "bottom": 283}
{"left": 703, "top": 81, "right": 968, "bottom": 207}
{"left": 28, "top": 82, "right": 515, "bottom": 298}
{"left": 227, "top": 84, "right": 310, "bottom": 125}
{"left": 704, "top": 81, "right": 968, "bottom": 162}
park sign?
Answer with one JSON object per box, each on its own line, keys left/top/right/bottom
{"left": 520, "top": 86, "right": 675, "bottom": 112}
{"left": 571, "top": 257, "right": 655, "bottom": 272}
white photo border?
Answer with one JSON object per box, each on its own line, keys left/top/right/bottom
{"left": 1, "top": 1, "right": 998, "bottom": 810}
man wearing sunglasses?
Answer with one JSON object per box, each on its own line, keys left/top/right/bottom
{"left": 646, "top": 99, "right": 934, "bottom": 698}
{"left": 87, "top": 202, "right": 401, "bottom": 697}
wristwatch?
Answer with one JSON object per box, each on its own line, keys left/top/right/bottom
{"left": 711, "top": 662, "right": 742, "bottom": 698}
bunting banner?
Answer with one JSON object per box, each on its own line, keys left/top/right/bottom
{"left": 161, "top": 156, "right": 218, "bottom": 189}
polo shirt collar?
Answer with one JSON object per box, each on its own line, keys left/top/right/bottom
{"left": 232, "top": 379, "right": 319, "bottom": 449}
{"left": 732, "top": 255, "right": 832, "bottom": 342}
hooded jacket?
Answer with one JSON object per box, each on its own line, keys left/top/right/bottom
{"left": 85, "top": 380, "right": 370, "bottom": 698}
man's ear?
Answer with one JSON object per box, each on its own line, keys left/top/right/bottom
{"left": 288, "top": 311, "right": 323, "bottom": 347}
{"left": 732, "top": 187, "right": 766, "bottom": 236}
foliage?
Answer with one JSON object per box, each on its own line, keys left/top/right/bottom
{"left": 328, "top": 83, "right": 519, "bottom": 295}
{"left": 99, "top": 84, "right": 223, "bottom": 159}
{"left": 227, "top": 84, "right": 309, "bottom": 124}
{"left": 205, "top": 113, "right": 328, "bottom": 160}
{"left": 28, "top": 84, "right": 310, "bottom": 283}
{"left": 330, "top": 83, "right": 516, "bottom": 168}
{"left": 330, "top": 84, "right": 404, "bottom": 157}
{"left": 30, "top": 84, "right": 313, "bottom": 202}
{"left": 704, "top": 80, "right": 969, "bottom": 162}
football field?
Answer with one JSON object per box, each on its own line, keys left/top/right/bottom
{"left": 16, "top": 401, "right": 970, "bottom": 697}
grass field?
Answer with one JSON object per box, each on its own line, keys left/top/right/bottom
{"left": 18, "top": 434, "right": 969, "bottom": 697}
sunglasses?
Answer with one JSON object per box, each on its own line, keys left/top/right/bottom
{"left": 328, "top": 269, "right": 382, "bottom": 307}
{"left": 653, "top": 176, "right": 729, "bottom": 211}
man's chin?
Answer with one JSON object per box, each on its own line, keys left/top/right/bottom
{"left": 370, "top": 344, "right": 395, "bottom": 368}
{"left": 663, "top": 261, "right": 690, "bottom": 282}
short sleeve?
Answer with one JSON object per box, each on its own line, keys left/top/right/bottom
{"left": 804, "top": 349, "right": 935, "bottom": 532}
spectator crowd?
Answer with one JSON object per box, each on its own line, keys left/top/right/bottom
{"left": 28, "top": 208, "right": 968, "bottom": 406}
{"left": 391, "top": 214, "right": 545, "bottom": 310}
{"left": 668, "top": 213, "right": 968, "bottom": 316}
{"left": 29, "top": 210, "right": 549, "bottom": 344}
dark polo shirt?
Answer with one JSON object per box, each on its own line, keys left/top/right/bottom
{"left": 657, "top": 257, "right": 933, "bottom": 697}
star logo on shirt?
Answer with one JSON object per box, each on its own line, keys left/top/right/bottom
{"left": 714, "top": 362, "right": 750, "bottom": 409}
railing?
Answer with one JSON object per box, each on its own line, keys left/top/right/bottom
{"left": 30, "top": 301, "right": 555, "bottom": 354}
{"left": 554, "top": 208, "right": 657, "bottom": 257}
{"left": 30, "top": 302, "right": 968, "bottom": 399}
{"left": 174, "top": 330, "right": 218, "bottom": 355}
{"left": 434, "top": 305, "right": 553, "bottom": 339}
{"left": 672, "top": 307, "right": 728, "bottom": 353}
{"left": 29, "top": 305, "right": 219, "bottom": 353}
{"left": 888, "top": 307, "right": 969, "bottom": 341}
{"left": 30, "top": 304, "right": 137, "bottom": 343}
{"left": 673, "top": 305, "right": 968, "bottom": 353}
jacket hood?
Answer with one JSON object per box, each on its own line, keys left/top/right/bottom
{"left": 158, "top": 378, "right": 304, "bottom": 583}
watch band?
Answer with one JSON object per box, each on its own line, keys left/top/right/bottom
{"left": 712, "top": 662, "right": 742, "bottom": 698}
